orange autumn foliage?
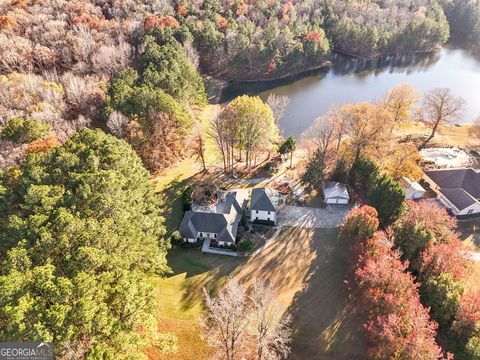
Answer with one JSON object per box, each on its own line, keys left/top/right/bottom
{"left": 304, "top": 31, "right": 324, "bottom": 44}
{"left": 144, "top": 15, "right": 179, "bottom": 31}
{"left": 177, "top": 5, "right": 188, "bottom": 17}
{"left": 217, "top": 16, "right": 228, "bottom": 29}
{"left": 27, "top": 135, "right": 60, "bottom": 154}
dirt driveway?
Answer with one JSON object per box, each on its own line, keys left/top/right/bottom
{"left": 277, "top": 205, "right": 352, "bottom": 229}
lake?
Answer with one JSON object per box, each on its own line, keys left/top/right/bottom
{"left": 220, "top": 45, "right": 480, "bottom": 138}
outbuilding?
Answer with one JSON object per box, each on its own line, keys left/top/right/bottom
{"left": 323, "top": 182, "right": 349, "bottom": 205}
{"left": 401, "top": 177, "right": 426, "bottom": 200}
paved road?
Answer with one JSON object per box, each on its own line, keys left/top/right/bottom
{"left": 276, "top": 204, "right": 352, "bottom": 229}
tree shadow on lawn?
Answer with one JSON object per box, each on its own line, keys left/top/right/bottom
{"left": 166, "top": 247, "right": 245, "bottom": 312}
{"left": 285, "top": 228, "right": 368, "bottom": 360}
{"left": 229, "top": 222, "right": 367, "bottom": 360}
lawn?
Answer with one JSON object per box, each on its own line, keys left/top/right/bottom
{"left": 149, "top": 227, "right": 367, "bottom": 360}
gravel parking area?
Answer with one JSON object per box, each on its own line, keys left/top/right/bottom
{"left": 276, "top": 204, "right": 352, "bottom": 229}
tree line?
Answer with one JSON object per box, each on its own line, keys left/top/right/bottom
{"left": 342, "top": 203, "right": 480, "bottom": 359}
{"left": 301, "top": 84, "right": 465, "bottom": 185}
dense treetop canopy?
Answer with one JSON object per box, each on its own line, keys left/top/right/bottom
{"left": 0, "top": 129, "right": 169, "bottom": 358}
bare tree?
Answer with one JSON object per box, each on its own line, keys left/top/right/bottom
{"left": 107, "top": 111, "right": 130, "bottom": 137}
{"left": 192, "top": 121, "right": 207, "bottom": 171}
{"left": 418, "top": 88, "right": 465, "bottom": 149}
{"left": 304, "top": 114, "right": 336, "bottom": 157}
{"left": 183, "top": 40, "right": 200, "bottom": 70}
{"left": 201, "top": 280, "right": 250, "bottom": 360}
{"left": 266, "top": 94, "right": 290, "bottom": 124}
{"left": 248, "top": 281, "right": 292, "bottom": 360}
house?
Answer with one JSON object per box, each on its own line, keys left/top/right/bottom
{"left": 424, "top": 168, "right": 480, "bottom": 216}
{"left": 401, "top": 177, "right": 426, "bottom": 200}
{"left": 323, "top": 182, "right": 349, "bottom": 204}
{"left": 179, "top": 190, "right": 248, "bottom": 246}
{"left": 250, "top": 188, "right": 279, "bottom": 225}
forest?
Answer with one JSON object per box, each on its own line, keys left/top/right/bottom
{"left": 0, "top": 0, "right": 473, "bottom": 173}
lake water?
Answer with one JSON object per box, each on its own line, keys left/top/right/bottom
{"left": 220, "top": 45, "right": 480, "bottom": 138}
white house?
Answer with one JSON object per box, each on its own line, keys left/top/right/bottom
{"left": 401, "top": 177, "right": 426, "bottom": 200}
{"left": 424, "top": 168, "right": 480, "bottom": 217}
{"left": 250, "top": 188, "right": 278, "bottom": 225}
{"left": 179, "top": 190, "right": 248, "bottom": 245}
{"left": 323, "top": 182, "right": 349, "bottom": 204}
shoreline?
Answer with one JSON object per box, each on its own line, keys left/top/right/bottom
{"left": 206, "top": 46, "right": 443, "bottom": 86}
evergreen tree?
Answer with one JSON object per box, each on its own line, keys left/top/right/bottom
{"left": 367, "top": 173, "right": 405, "bottom": 226}
{"left": 301, "top": 148, "right": 325, "bottom": 190}
{"left": 0, "top": 129, "right": 170, "bottom": 358}
{"left": 279, "top": 136, "right": 296, "bottom": 168}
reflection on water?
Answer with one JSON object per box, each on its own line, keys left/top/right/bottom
{"left": 220, "top": 46, "right": 480, "bottom": 138}
{"left": 330, "top": 51, "right": 441, "bottom": 77}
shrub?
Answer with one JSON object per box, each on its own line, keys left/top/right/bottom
{"left": 253, "top": 219, "right": 275, "bottom": 226}
{"left": 170, "top": 230, "right": 182, "bottom": 245}
{"left": 238, "top": 238, "right": 254, "bottom": 252}
{"left": 1, "top": 118, "right": 51, "bottom": 144}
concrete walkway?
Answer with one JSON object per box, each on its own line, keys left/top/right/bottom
{"left": 276, "top": 204, "right": 352, "bottom": 229}
{"left": 201, "top": 238, "right": 238, "bottom": 257}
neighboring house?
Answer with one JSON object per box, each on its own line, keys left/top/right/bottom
{"left": 179, "top": 190, "right": 248, "bottom": 246}
{"left": 424, "top": 168, "right": 480, "bottom": 216}
{"left": 250, "top": 188, "right": 278, "bottom": 225}
{"left": 323, "top": 182, "right": 349, "bottom": 204}
{"left": 401, "top": 177, "right": 426, "bottom": 200}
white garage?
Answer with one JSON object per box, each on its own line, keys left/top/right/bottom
{"left": 250, "top": 188, "right": 278, "bottom": 225}
{"left": 401, "top": 177, "right": 426, "bottom": 200}
{"left": 323, "top": 182, "right": 349, "bottom": 205}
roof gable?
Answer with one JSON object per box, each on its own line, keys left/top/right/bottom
{"left": 425, "top": 168, "right": 480, "bottom": 210}
{"left": 250, "top": 188, "right": 276, "bottom": 212}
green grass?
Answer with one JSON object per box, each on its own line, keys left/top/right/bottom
{"left": 148, "top": 248, "right": 244, "bottom": 359}
{"left": 149, "top": 228, "right": 367, "bottom": 360}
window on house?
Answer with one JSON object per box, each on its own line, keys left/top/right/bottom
{"left": 214, "top": 234, "right": 217, "bottom": 238}
{"left": 268, "top": 211, "right": 270, "bottom": 215}
{"left": 468, "top": 209, "right": 474, "bottom": 214}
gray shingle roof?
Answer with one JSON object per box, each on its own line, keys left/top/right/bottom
{"left": 425, "top": 168, "right": 480, "bottom": 211}
{"left": 323, "top": 182, "right": 349, "bottom": 199}
{"left": 250, "top": 188, "right": 276, "bottom": 212}
{"left": 179, "top": 190, "right": 246, "bottom": 241}
{"left": 439, "top": 188, "right": 477, "bottom": 211}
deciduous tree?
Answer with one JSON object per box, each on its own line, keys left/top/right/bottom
{"left": 418, "top": 88, "right": 465, "bottom": 149}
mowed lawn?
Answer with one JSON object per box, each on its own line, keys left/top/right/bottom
{"left": 148, "top": 227, "right": 367, "bottom": 360}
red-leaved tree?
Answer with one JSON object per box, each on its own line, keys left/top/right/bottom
{"left": 393, "top": 200, "right": 458, "bottom": 263}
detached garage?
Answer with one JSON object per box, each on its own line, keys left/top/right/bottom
{"left": 323, "top": 182, "right": 349, "bottom": 205}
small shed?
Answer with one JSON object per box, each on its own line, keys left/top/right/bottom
{"left": 401, "top": 177, "right": 426, "bottom": 200}
{"left": 323, "top": 182, "right": 349, "bottom": 204}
